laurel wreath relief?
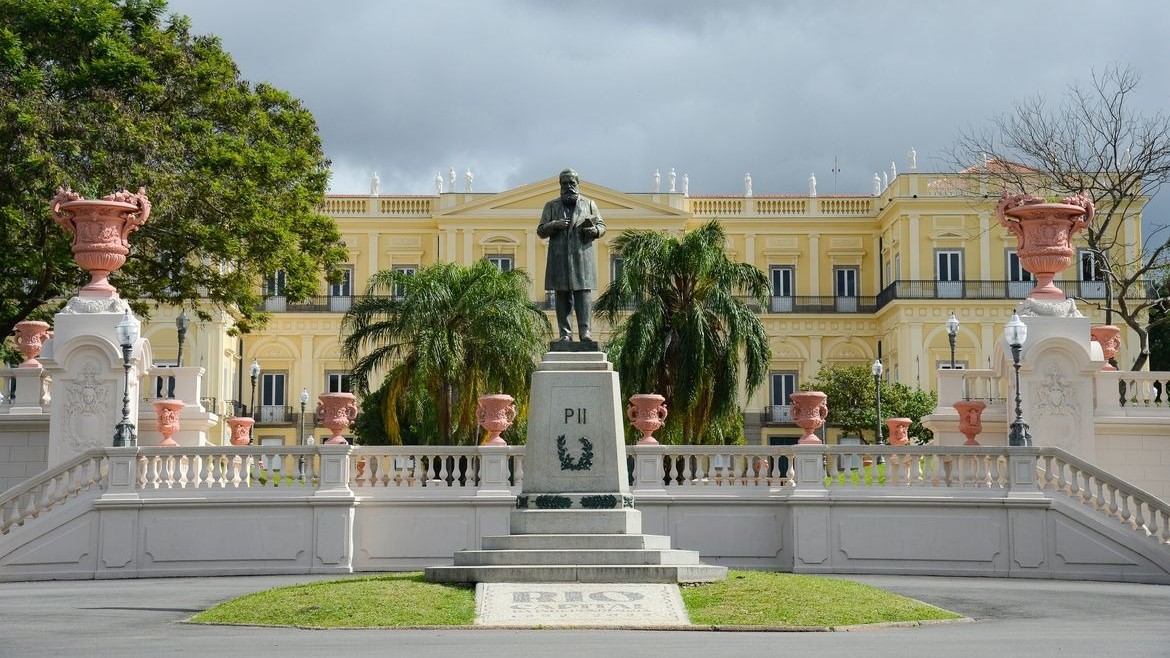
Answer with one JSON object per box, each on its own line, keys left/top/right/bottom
{"left": 555, "top": 434, "right": 594, "bottom": 471}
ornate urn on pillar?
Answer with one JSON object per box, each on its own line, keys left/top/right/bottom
{"left": 953, "top": 400, "right": 986, "bottom": 446}
{"left": 885, "top": 418, "right": 912, "bottom": 446}
{"left": 49, "top": 186, "right": 151, "bottom": 298}
{"left": 13, "top": 321, "right": 52, "bottom": 368}
{"left": 627, "top": 393, "right": 668, "bottom": 445}
{"left": 226, "top": 417, "right": 253, "bottom": 446}
{"left": 995, "top": 191, "right": 1094, "bottom": 307}
{"left": 789, "top": 391, "right": 829, "bottom": 445}
{"left": 476, "top": 393, "right": 517, "bottom": 446}
{"left": 316, "top": 392, "right": 358, "bottom": 445}
{"left": 1090, "top": 325, "right": 1121, "bottom": 370}
{"left": 152, "top": 399, "right": 185, "bottom": 447}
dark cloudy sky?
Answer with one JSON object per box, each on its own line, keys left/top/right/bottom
{"left": 166, "top": 0, "right": 1170, "bottom": 236}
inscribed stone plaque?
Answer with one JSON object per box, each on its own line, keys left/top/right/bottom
{"left": 476, "top": 583, "right": 690, "bottom": 627}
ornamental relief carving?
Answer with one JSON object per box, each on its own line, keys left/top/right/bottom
{"left": 64, "top": 360, "right": 111, "bottom": 450}
{"left": 1035, "top": 363, "right": 1079, "bottom": 448}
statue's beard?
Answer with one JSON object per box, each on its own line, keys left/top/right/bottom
{"left": 561, "top": 192, "right": 578, "bottom": 205}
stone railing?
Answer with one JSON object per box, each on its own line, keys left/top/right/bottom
{"left": 0, "top": 451, "right": 107, "bottom": 535}
{"left": 4, "top": 445, "right": 1168, "bottom": 548}
{"left": 688, "top": 196, "right": 876, "bottom": 217}
{"left": 1098, "top": 371, "right": 1170, "bottom": 412}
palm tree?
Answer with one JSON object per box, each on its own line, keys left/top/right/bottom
{"left": 341, "top": 260, "right": 550, "bottom": 445}
{"left": 595, "top": 220, "right": 771, "bottom": 444}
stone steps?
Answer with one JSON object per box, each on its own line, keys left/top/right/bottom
{"left": 481, "top": 533, "right": 673, "bottom": 550}
{"left": 424, "top": 564, "right": 728, "bottom": 584}
{"left": 454, "top": 548, "right": 703, "bottom": 566}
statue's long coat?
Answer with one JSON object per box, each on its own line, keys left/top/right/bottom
{"left": 537, "top": 196, "right": 606, "bottom": 291}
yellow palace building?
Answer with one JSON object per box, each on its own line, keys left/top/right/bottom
{"left": 142, "top": 170, "right": 1144, "bottom": 448}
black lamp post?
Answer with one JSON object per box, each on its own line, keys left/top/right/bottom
{"left": 249, "top": 359, "right": 260, "bottom": 443}
{"left": 946, "top": 312, "right": 960, "bottom": 369}
{"left": 175, "top": 310, "right": 189, "bottom": 367}
{"left": 299, "top": 387, "right": 309, "bottom": 479}
{"left": 112, "top": 310, "right": 140, "bottom": 447}
{"left": 1005, "top": 312, "right": 1032, "bottom": 447}
{"left": 871, "top": 358, "right": 884, "bottom": 444}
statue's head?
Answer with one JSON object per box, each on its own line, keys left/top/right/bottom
{"left": 559, "top": 168, "right": 580, "bottom": 203}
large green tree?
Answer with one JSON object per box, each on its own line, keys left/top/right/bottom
{"left": 802, "top": 363, "right": 937, "bottom": 444}
{"left": 595, "top": 220, "right": 771, "bottom": 444}
{"left": 0, "top": 0, "right": 346, "bottom": 340}
{"left": 341, "top": 260, "right": 550, "bottom": 445}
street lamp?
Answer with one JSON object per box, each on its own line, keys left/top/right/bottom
{"left": 175, "top": 310, "right": 189, "bottom": 367}
{"left": 249, "top": 359, "right": 260, "bottom": 443}
{"left": 1004, "top": 312, "right": 1031, "bottom": 447}
{"left": 299, "top": 387, "right": 309, "bottom": 480}
{"left": 112, "top": 310, "right": 140, "bottom": 447}
{"left": 871, "top": 358, "right": 884, "bottom": 444}
{"left": 945, "top": 312, "right": 960, "bottom": 369}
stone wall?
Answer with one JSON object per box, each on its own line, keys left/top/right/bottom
{"left": 0, "top": 417, "right": 49, "bottom": 492}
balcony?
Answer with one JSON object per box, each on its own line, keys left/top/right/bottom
{"left": 765, "top": 405, "right": 792, "bottom": 424}
{"left": 257, "top": 405, "right": 293, "bottom": 424}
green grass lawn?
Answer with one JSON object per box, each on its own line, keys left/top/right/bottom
{"left": 190, "top": 571, "right": 960, "bottom": 629}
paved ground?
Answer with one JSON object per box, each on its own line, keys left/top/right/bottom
{"left": 1, "top": 573, "right": 1167, "bottom": 657}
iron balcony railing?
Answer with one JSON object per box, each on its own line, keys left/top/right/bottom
{"left": 256, "top": 279, "right": 1148, "bottom": 315}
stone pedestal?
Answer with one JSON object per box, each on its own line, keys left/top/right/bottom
{"left": 39, "top": 300, "right": 151, "bottom": 467}
{"left": 426, "top": 350, "right": 726, "bottom": 584}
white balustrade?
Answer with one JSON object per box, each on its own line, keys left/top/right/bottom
{"left": 0, "top": 452, "right": 106, "bottom": 535}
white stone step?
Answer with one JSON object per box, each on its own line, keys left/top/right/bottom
{"left": 424, "top": 564, "right": 728, "bottom": 584}
{"left": 510, "top": 509, "right": 642, "bottom": 534}
{"left": 453, "top": 548, "right": 702, "bottom": 567}
{"left": 480, "top": 533, "right": 673, "bottom": 551}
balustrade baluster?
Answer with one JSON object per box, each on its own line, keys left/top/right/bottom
{"left": 513, "top": 454, "right": 524, "bottom": 488}
{"left": 1118, "top": 494, "right": 1135, "bottom": 530}
{"left": 680, "top": 454, "right": 693, "bottom": 486}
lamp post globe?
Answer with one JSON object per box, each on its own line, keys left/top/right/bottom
{"left": 112, "top": 310, "right": 140, "bottom": 447}
{"left": 945, "top": 312, "right": 960, "bottom": 369}
{"left": 1004, "top": 312, "right": 1031, "bottom": 447}
{"left": 298, "top": 387, "right": 310, "bottom": 479}
{"left": 871, "top": 358, "right": 884, "bottom": 444}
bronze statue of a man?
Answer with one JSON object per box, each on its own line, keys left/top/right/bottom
{"left": 538, "top": 168, "right": 606, "bottom": 342}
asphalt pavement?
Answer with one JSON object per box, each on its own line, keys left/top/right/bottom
{"left": 1, "top": 573, "right": 1167, "bottom": 657}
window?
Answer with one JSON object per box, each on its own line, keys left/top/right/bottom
{"left": 264, "top": 270, "right": 286, "bottom": 296}
{"left": 936, "top": 250, "right": 963, "bottom": 298}
{"left": 326, "top": 371, "right": 352, "bottom": 394}
{"left": 485, "top": 255, "right": 513, "bottom": 272}
{"left": 1006, "top": 250, "right": 1034, "bottom": 298}
{"left": 260, "top": 372, "right": 287, "bottom": 422}
{"left": 834, "top": 267, "right": 858, "bottom": 312}
{"left": 768, "top": 372, "right": 797, "bottom": 423}
{"left": 329, "top": 266, "right": 353, "bottom": 311}
{"left": 769, "top": 266, "right": 794, "bottom": 312}
{"left": 264, "top": 270, "right": 287, "bottom": 311}
{"left": 393, "top": 266, "right": 417, "bottom": 300}
{"left": 610, "top": 256, "right": 625, "bottom": 284}
{"left": 1079, "top": 250, "right": 1106, "bottom": 298}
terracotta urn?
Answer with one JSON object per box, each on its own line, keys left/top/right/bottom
{"left": 886, "top": 417, "right": 912, "bottom": 446}
{"left": 226, "top": 416, "right": 253, "bottom": 446}
{"left": 1090, "top": 325, "right": 1121, "bottom": 371}
{"left": 953, "top": 400, "right": 986, "bottom": 446}
{"left": 476, "top": 393, "right": 517, "bottom": 446}
{"left": 49, "top": 186, "right": 151, "bottom": 298}
{"left": 316, "top": 392, "right": 358, "bottom": 445}
{"left": 789, "top": 391, "right": 829, "bottom": 445}
{"left": 995, "top": 191, "right": 1093, "bottom": 301}
{"left": 627, "top": 393, "right": 668, "bottom": 445}
{"left": 153, "top": 399, "right": 185, "bottom": 447}
{"left": 13, "top": 321, "right": 52, "bottom": 368}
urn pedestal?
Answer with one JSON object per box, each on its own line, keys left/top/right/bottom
{"left": 1090, "top": 325, "right": 1121, "bottom": 370}
{"left": 476, "top": 393, "right": 517, "bottom": 446}
{"left": 152, "top": 399, "right": 185, "bottom": 447}
{"left": 13, "top": 321, "right": 52, "bottom": 368}
{"left": 49, "top": 187, "right": 151, "bottom": 298}
{"left": 995, "top": 192, "right": 1094, "bottom": 314}
{"left": 953, "top": 400, "right": 986, "bottom": 446}
{"left": 789, "top": 391, "right": 828, "bottom": 445}
{"left": 316, "top": 392, "right": 358, "bottom": 445}
{"left": 226, "top": 417, "right": 253, "bottom": 446}
{"left": 885, "top": 418, "right": 912, "bottom": 446}
{"left": 627, "top": 393, "right": 668, "bottom": 445}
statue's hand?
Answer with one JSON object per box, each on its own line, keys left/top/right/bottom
{"left": 579, "top": 226, "right": 599, "bottom": 239}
